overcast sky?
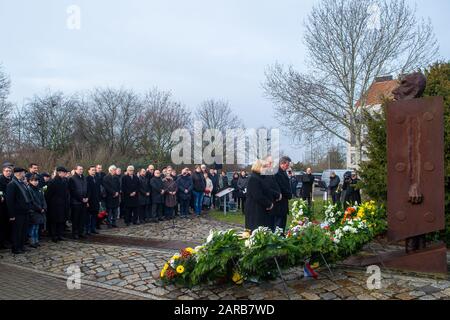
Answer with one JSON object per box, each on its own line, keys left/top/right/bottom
{"left": 1, "top": 0, "right": 449, "bottom": 162}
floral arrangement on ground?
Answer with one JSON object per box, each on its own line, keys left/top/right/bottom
{"left": 160, "top": 200, "right": 386, "bottom": 286}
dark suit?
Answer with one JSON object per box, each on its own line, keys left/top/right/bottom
{"left": 86, "top": 175, "right": 101, "bottom": 233}
{"left": 6, "top": 177, "right": 32, "bottom": 252}
{"left": 150, "top": 177, "right": 164, "bottom": 221}
{"left": 272, "top": 168, "right": 292, "bottom": 231}
{"left": 46, "top": 176, "right": 70, "bottom": 240}
{"left": 0, "top": 174, "right": 12, "bottom": 247}
{"left": 68, "top": 174, "right": 88, "bottom": 237}
{"left": 121, "top": 174, "right": 140, "bottom": 225}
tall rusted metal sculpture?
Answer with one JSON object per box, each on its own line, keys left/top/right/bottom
{"left": 385, "top": 72, "right": 447, "bottom": 274}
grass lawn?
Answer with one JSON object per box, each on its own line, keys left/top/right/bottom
{"left": 207, "top": 198, "right": 327, "bottom": 226}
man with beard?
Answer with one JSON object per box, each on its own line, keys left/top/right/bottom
{"left": 86, "top": 166, "right": 101, "bottom": 235}
{"left": 25, "top": 163, "right": 45, "bottom": 189}
{"left": 272, "top": 156, "right": 292, "bottom": 231}
{"left": 46, "top": 167, "right": 70, "bottom": 242}
{"left": 0, "top": 165, "right": 13, "bottom": 249}
{"left": 6, "top": 167, "right": 32, "bottom": 254}
{"left": 68, "top": 165, "right": 88, "bottom": 239}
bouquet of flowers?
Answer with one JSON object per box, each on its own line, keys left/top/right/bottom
{"left": 290, "top": 199, "right": 312, "bottom": 227}
{"left": 190, "top": 229, "right": 243, "bottom": 285}
{"left": 239, "top": 227, "right": 297, "bottom": 281}
{"left": 160, "top": 247, "right": 198, "bottom": 286}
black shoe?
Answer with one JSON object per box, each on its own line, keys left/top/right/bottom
{"left": 112, "top": 224, "right": 118, "bottom": 228}
{"left": 52, "top": 238, "right": 58, "bottom": 243}
{"left": 92, "top": 231, "right": 99, "bottom": 234}
{"left": 73, "top": 235, "right": 79, "bottom": 240}
{"left": 79, "top": 235, "right": 86, "bottom": 239}
{"left": 29, "top": 244, "right": 38, "bottom": 249}
{"left": 57, "top": 237, "right": 66, "bottom": 241}
{"left": 11, "top": 250, "right": 23, "bottom": 254}
{"left": 126, "top": 223, "right": 130, "bottom": 227}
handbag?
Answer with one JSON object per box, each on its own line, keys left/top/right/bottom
{"left": 202, "top": 195, "right": 211, "bottom": 207}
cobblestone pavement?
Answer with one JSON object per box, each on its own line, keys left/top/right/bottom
{"left": 100, "top": 216, "right": 243, "bottom": 242}
{"left": 0, "top": 263, "right": 144, "bottom": 300}
{"left": 1, "top": 232, "right": 449, "bottom": 300}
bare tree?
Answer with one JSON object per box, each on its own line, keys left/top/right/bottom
{"left": 82, "top": 88, "right": 142, "bottom": 156}
{"left": 197, "top": 99, "right": 245, "bottom": 165}
{"left": 137, "top": 88, "right": 192, "bottom": 165}
{"left": 0, "top": 64, "right": 12, "bottom": 154}
{"left": 264, "top": 0, "right": 438, "bottom": 164}
{"left": 20, "top": 91, "right": 77, "bottom": 154}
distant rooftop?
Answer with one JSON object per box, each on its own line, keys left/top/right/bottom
{"left": 356, "top": 76, "right": 398, "bottom": 107}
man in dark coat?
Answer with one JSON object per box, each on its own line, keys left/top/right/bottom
{"left": 121, "top": 166, "right": 140, "bottom": 226}
{"left": 86, "top": 166, "right": 101, "bottom": 234}
{"left": 6, "top": 168, "right": 32, "bottom": 254}
{"left": 150, "top": 170, "right": 164, "bottom": 222}
{"left": 288, "top": 170, "right": 298, "bottom": 198}
{"left": 138, "top": 168, "right": 151, "bottom": 223}
{"left": 301, "top": 168, "right": 315, "bottom": 206}
{"left": 245, "top": 164, "right": 274, "bottom": 231}
{"left": 177, "top": 168, "right": 193, "bottom": 218}
{"left": 328, "top": 171, "right": 341, "bottom": 205}
{"left": 68, "top": 165, "right": 88, "bottom": 239}
{"left": 0, "top": 165, "right": 13, "bottom": 249}
{"left": 46, "top": 167, "right": 70, "bottom": 242}
{"left": 237, "top": 170, "right": 249, "bottom": 214}
{"left": 209, "top": 169, "right": 220, "bottom": 209}
{"left": 102, "top": 166, "right": 121, "bottom": 228}
{"left": 191, "top": 165, "right": 206, "bottom": 216}
{"left": 272, "top": 156, "right": 292, "bottom": 231}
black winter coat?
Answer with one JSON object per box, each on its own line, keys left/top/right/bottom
{"left": 245, "top": 173, "right": 274, "bottom": 231}
{"left": 150, "top": 176, "right": 164, "bottom": 204}
{"left": 102, "top": 174, "right": 121, "bottom": 209}
{"left": 46, "top": 176, "right": 70, "bottom": 223}
{"left": 0, "top": 174, "right": 12, "bottom": 217}
{"left": 68, "top": 174, "right": 88, "bottom": 206}
{"left": 138, "top": 175, "right": 151, "bottom": 206}
{"left": 177, "top": 175, "right": 193, "bottom": 200}
{"left": 301, "top": 174, "right": 315, "bottom": 198}
{"left": 272, "top": 169, "right": 291, "bottom": 217}
{"left": 87, "top": 175, "right": 101, "bottom": 212}
{"left": 6, "top": 177, "right": 33, "bottom": 218}
{"left": 121, "top": 175, "right": 140, "bottom": 208}
{"left": 29, "top": 185, "right": 46, "bottom": 225}
{"left": 192, "top": 171, "right": 206, "bottom": 192}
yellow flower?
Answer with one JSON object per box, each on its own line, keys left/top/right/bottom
{"left": 172, "top": 254, "right": 180, "bottom": 260}
{"left": 185, "top": 247, "right": 194, "bottom": 254}
{"left": 163, "top": 263, "right": 169, "bottom": 271}
{"left": 176, "top": 265, "right": 185, "bottom": 274}
{"left": 232, "top": 272, "right": 244, "bottom": 285}
{"left": 160, "top": 269, "right": 165, "bottom": 278}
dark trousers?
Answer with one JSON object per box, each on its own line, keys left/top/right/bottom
{"left": 330, "top": 189, "right": 340, "bottom": 204}
{"left": 50, "top": 221, "right": 65, "bottom": 240}
{"left": 151, "top": 203, "right": 163, "bottom": 220}
{"left": 71, "top": 205, "right": 86, "bottom": 237}
{"left": 138, "top": 205, "right": 148, "bottom": 223}
{"left": 302, "top": 194, "right": 312, "bottom": 207}
{"left": 11, "top": 214, "right": 28, "bottom": 252}
{"left": 164, "top": 206, "right": 174, "bottom": 219}
{"left": 238, "top": 197, "right": 246, "bottom": 214}
{"left": 179, "top": 199, "right": 190, "bottom": 217}
{"left": 124, "top": 206, "right": 138, "bottom": 225}
{"left": 86, "top": 211, "right": 97, "bottom": 233}
{"left": 0, "top": 208, "right": 10, "bottom": 246}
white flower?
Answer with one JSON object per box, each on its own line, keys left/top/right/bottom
{"left": 206, "top": 230, "right": 214, "bottom": 243}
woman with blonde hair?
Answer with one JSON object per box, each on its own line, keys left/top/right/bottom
{"left": 244, "top": 159, "right": 275, "bottom": 231}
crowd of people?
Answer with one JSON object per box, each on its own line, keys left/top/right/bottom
{"left": 0, "top": 157, "right": 360, "bottom": 255}
{"left": 0, "top": 161, "right": 256, "bottom": 255}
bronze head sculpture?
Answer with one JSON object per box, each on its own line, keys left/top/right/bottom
{"left": 392, "top": 72, "right": 427, "bottom": 101}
